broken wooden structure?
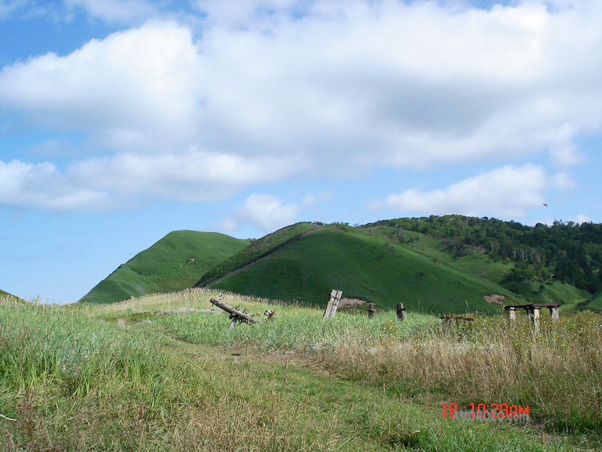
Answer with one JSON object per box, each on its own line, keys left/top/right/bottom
{"left": 323, "top": 290, "right": 342, "bottom": 318}
{"left": 367, "top": 303, "right": 376, "bottom": 318}
{"left": 264, "top": 309, "right": 275, "bottom": 321}
{"left": 210, "top": 298, "right": 259, "bottom": 329}
{"left": 504, "top": 303, "right": 559, "bottom": 330}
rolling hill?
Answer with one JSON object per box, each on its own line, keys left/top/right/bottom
{"left": 80, "top": 231, "right": 250, "bottom": 304}
{"left": 81, "top": 217, "right": 599, "bottom": 313}
{"left": 195, "top": 223, "right": 523, "bottom": 313}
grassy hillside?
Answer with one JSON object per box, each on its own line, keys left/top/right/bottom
{"left": 577, "top": 290, "right": 602, "bottom": 311}
{"left": 80, "top": 231, "right": 250, "bottom": 304}
{"left": 200, "top": 225, "right": 521, "bottom": 313}
{"left": 195, "top": 222, "right": 317, "bottom": 286}
{"left": 365, "top": 225, "right": 592, "bottom": 311}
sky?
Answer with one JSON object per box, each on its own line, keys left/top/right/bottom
{"left": 1, "top": 0, "right": 602, "bottom": 303}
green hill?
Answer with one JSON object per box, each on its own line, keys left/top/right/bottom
{"left": 80, "top": 231, "right": 250, "bottom": 304}
{"left": 196, "top": 224, "right": 522, "bottom": 313}
{"left": 0, "top": 289, "right": 26, "bottom": 304}
{"left": 364, "top": 224, "right": 592, "bottom": 311}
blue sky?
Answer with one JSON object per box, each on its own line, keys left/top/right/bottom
{"left": 1, "top": 0, "right": 602, "bottom": 303}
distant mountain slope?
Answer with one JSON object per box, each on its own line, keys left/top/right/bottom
{"left": 80, "top": 231, "right": 250, "bottom": 304}
{"left": 364, "top": 225, "right": 592, "bottom": 312}
{"left": 365, "top": 216, "right": 602, "bottom": 296}
{"left": 197, "top": 224, "right": 521, "bottom": 313}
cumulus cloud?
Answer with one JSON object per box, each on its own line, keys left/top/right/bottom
{"left": 217, "top": 191, "right": 332, "bottom": 232}
{"left": 220, "top": 193, "right": 302, "bottom": 232}
{"left": 0, "top": 159, "right": 108, "bottom": 211}
{"left": 0, "top": 150, "right": 295, "bottom": 211}
{"left": 378, "top": 165, "right": 548, "bottom": 219}
{"left": 1, "top": 1, "right": 601, "bottom": 212}
{"left": 0, "top": 22, "right": 203, "bottom": 153}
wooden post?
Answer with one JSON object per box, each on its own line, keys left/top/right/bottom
{"left": 367, "top": 303, "right": 376, "bottom": 318}
{"left": 507, "top": 307, "right": 516, "bottom": 321}
{"left": 396, "top": 303, "right": 406, "bottom": 321}
{"left": 528, "top": 306, "right": 540, "bottom": 332}
{"left": 329, "top": 290, "right": 342, "bottom": 318}
{"left": 323, "top": 289, "right": 336, "bottom": 318}
{"left": 323, "top": 290, "right": 342, "bottom": 318}
{"left": 549, "top": 306, "right": 559, "bottom": 321}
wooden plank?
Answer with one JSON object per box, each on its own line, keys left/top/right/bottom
{"left": 328, "top": 290, "right": 342, "bottom": 318}
{"left": 323, "top": 289, "right": 337, "bottom": 318}
{"left": 210, "top": 298, "right": 258, "bottom": 324}
{"left": 504, "top": 303, "right": 559, "bottom": 310}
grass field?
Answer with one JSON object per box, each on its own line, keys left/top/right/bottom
{"left": 1, "top": 291, "right": 601, "bottom": 451}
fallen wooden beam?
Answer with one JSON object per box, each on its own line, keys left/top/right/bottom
{"left": 210, "top": 298, "right": 259, "bottom": 326}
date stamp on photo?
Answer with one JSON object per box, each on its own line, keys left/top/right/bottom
{"left": 442, "top": 403, "right": 530, "bottom": 422}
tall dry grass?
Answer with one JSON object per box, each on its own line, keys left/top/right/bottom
{"left": 318, "top": 312, "right": 602, "bottom": 433}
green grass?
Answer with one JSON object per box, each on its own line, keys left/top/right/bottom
{"left": 0, "top": 290, "right": 25, "bottom": 304}
{"left": 207, "top": 226, "right": 521, "bottom": 313}
{"left": 366, "top": 225, "right": 594, "bottom": 311}
{"left": 80, "top": 231, "right": 249, "bottom": 304}
{"left": 195, "top": 221, "right": 317, "bottom": 286}
{"left": 1, "top": 291, "right": 600, "bottom": 451}
{"left": 576, "top": 290, "right": 602, "bottom": 312}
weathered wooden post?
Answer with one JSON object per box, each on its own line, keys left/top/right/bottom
{"left": 549, "top": 306, "right": 559, "bottom": 322}
{"left": 367, "top": 303, "right": 376, "bottom": 318}
{"left": 330, "top": 290, "right": 342, "bottom": 318}
{"left": 396, "top": 303, "right": 406, "bottom": 321}
{"left": 506, "top": 306, "right": 516, "bottom": 321}
{"left": 323, "top": 290, "right": 342, "bottom": 318}
{"left": 210, "top": 298, "right": 259, "bottom": 328}
{"left": 527, "top": 306, "right": 540, "bottom": 331}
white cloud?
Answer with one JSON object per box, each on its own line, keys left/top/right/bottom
{"left": 0, "top": 159, "right": 108, "bottom": 211}
{"left": 0, "top": 0, "right": 45, "bottom": 20}
{"left": 0, "top": 21, "right": 204, "bottom": 153}
{"left": 378, "top": 165, "right": 548, "bottom": 219}
{"left": 551, "top": 171, "right": 575, "bottom": 189}
{"left": 220, "top": 193, "right": 303, "bottom": 232}
{"left": 70, "top": 150, "right": 294, "bottom": 202}
{"left": 0, "top": 150, "right": 295, "bottom": 211}
{"left": 1, "top": 1, "right": 601, "bottom": 211}
{"left": 64, "top": 0, "right": 156, "bottom": 24}
{"left": 575, "top": 214, "right": 592, "bottom": 224}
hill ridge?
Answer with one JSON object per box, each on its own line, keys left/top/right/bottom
{"left": 80, "top": 230, "right": 250, "bottom": 304}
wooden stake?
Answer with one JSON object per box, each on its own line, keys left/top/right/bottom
{"left": 396, "top": 303, "right": 406, "bottom": 321}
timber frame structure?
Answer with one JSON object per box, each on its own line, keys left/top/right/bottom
{"left": 504, "top": 303, "right": 560, "bottom": 324}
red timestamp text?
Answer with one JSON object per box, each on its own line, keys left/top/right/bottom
{"left": 442, "top": 403, "right": 530, "bottom": 421}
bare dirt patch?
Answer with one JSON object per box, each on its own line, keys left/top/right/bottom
{"left": 338, "top": 297, "right": 368, "bottom": 308}
{"left": 484, "top": 294, "right": 506, "bottom": 306}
